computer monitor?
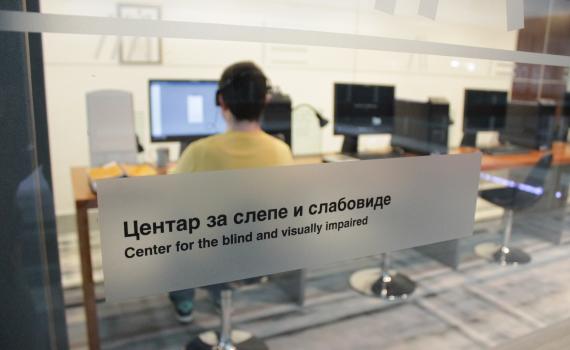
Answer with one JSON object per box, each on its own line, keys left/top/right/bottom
{"left": 463, "top": 89, "right": 508, "bottom": 132}
{"left": 502, "top": 100, "right": 556, "bottom": 150}
{"left": 391, "top": 98, "right": 450, "bottom": 155}
{"left": 149, "top": 80, "right": 226, "bottom": 143}
{"left": 334, "top": 83, "right": 395, "bottom": 153}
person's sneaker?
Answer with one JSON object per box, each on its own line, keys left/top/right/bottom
{"left": 173, "top": 300, "right": 194, "bottom": 324}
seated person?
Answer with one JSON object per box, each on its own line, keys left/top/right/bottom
{"left": 169, "top": 61, "right": 293, "bottom": 323}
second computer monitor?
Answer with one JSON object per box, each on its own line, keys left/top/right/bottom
{"left": 463, "top": 89, "right": 508, "bottom": 132}
{"left": 334, "top": 83, "right": 395, "bottom": 136}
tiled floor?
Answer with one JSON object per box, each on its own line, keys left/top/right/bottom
{"left": 58, "top": 205, "right": 570, "bottom": 349}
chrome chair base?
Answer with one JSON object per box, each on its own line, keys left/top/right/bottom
{"left": 186, "top": 290, "right": 268, "bottom": 350}
{"left": 187, "top": 330, "right": 268, "bottom": 350}
{"left": 475, "top": 243, "right": 531, "bottom": 266}
{"left": 492, "top": 245, "right": 531, "bottom": 266}
{"left": 349, "top": 268, "right": 416, "bottom": 300}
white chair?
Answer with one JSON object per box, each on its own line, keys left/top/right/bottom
{"left": 86, "top": 90, "right": 138, "bottom": 166}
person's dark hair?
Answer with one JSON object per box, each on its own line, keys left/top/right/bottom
{"left": 217, "top": 61, "right": 269, "bottom": 122}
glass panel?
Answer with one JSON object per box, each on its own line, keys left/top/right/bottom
{"left": 1, "top": 1, "right": 569, "bottom": 349}
{"left": 21, "top": 0, "right": 570, "bottom": 55}
{"left": 0, "top": 1, "right": 68, "bottom": 349}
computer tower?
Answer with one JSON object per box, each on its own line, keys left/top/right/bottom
{"left": 536, "top": 100, "right": 557, "bottom": 148}
{"left": 392, "top": 100, "right": 428, "bottom": 154}
{"left": 426, "top": 97, "right": 450, "bottom": 153}
{"left": 463, "top": 89, "right": 508, "bottom": 132}
{"left": 261, "top": 92, "right": 292, "bottom": 146}
{"left": 391, "top": 98, "right": 450, "bottom": 155}
{"left": 502, "top": 100, "right": 556, "bottom": 150}
{"left": 559, "top": 92, "right": 570, "bottom": 141}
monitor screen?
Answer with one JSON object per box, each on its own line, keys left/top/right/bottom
{"left": 334, "top": 83, "right": 395, "bottom": 136}
{"left": 149, "top": 80, "right": 227, "bottom": 142}
{"left": 463, "top": 89, "right": 507, "bottom": 132}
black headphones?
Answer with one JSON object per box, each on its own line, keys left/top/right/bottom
{"left": 215, "top": 69, "right": 271, "bottom": 106}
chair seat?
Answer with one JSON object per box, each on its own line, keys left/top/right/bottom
{"left": 479, "top": 187, "right": 541, "bottom": 211}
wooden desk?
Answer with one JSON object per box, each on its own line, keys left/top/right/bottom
{"left": 70, "top": 168, "right": 99, "bottom": 350}
{"left": 456, "top": 142, "right": 570, "bottom": 171}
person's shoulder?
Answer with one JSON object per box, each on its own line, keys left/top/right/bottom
{"left": 185, "top": 134, "right": 223, "bottom": 152}
{"left": 260, "top": 132, "right": 288, "bottom": 148}
{"left": 178, "top": 135, "right": 218, "bottom": 162}
{"left": 260, "top": 132, "right": 293, "bottom": 160}
{"left": 176, "top": 135, "right": 223, "bottom": 173}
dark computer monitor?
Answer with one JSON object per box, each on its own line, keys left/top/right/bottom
{"left": 334, "top": 83, "right": 395, "bottom": 153}
{"left": 149, "top": 80, "right": 227, "bottom": 143}
{"left": 391, "top": 98, "right": 450, "bottom": 155}
{"left": 463, "top": 89, "right": 508, "bottom": 132}
{"left": 502, "top": 100, "right": 556, "bottom": 150}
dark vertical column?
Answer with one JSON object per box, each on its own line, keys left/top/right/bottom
{"left": 512, "top": 0, "right": 570, "bottom": 104}
{"left": 511, "top": 16, "right": 547, "bottom": 101}
{"left": 0, "top": 1, "right": 69, "bottom": 349}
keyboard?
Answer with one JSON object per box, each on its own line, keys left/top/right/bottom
{"left": 481, "top": 145, "right": 530, "bottom": 155}
{"left": 355, "top": 152, "right": 404, "bottom": 160}
{"left": 322, "top": 152, "right": 404, "bottom": 163}
{"left": 322, "top": 154, "right": 359, "bottom": 163}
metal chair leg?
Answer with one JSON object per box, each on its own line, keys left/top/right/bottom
{"left": 492, "top": 209, "right": 531, "bottom": 265}
{"left": 216, "top": 290, "right": 236, "bottom": 350}
{"left": 349, "top": 253, "right": 416, "bottom": 300}
{"left": 186, "top": 290, "right": 269, "bottom": 350}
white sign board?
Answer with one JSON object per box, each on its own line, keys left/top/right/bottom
{"left": 98, "top": 153, "right": 481, "bottom": 301}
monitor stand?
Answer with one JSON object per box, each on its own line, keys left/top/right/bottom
{"left": 341, "top": 135, "right": 359, "bottom": 155}
{"left": 460, "top": 132, "right": 477, "bottom": 147}
{"left": 340, "top": 135, "right": 405, "bottom": 160}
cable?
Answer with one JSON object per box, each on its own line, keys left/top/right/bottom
{"left": 293, "top": 104, "right": 329, "bottom": 128}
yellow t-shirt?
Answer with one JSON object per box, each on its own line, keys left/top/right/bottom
{"left": 174, "top": 130, "right": 293, "bottom": 173}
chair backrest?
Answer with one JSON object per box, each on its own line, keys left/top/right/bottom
{"left": 510, "top": 153, "right": 553, "bottom": 210}
{"left": 86, "top": 90, "right": 138, "bottom": 167}
{"left": 523, "top": 153, "right": 553, "bottom": 189}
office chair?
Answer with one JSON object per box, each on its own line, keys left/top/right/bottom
{"left": 186, "top": 284, "right": 268, "bottom": 350}
{"left": 86, "top": 90, "right": 138, "bottom": 166}
{"left": 349, "top": 252, "right": 416, "bottom": 300}
{"left": 461, "top": 132, "right": 477, "bottom": 147}
{"left": 476, "top": 153, "right": 553, "bottom": 265}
